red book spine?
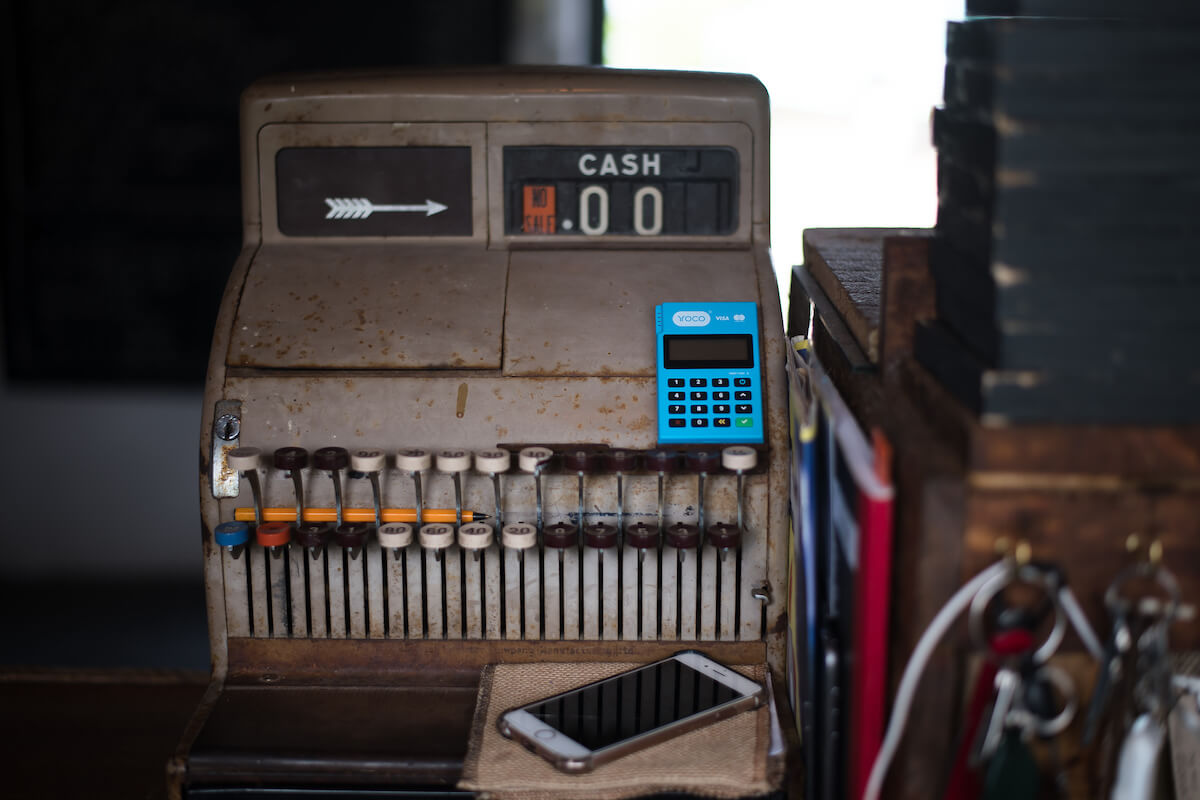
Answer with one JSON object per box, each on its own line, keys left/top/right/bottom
{"left": 850, "top": 430, "right": 894, "bottom": 800}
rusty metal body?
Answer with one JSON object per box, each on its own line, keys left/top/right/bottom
{"left": 174, "top": 67, "right": 788, "bottom": 796}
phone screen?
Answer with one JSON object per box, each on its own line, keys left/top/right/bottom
{"left": 520, "top": 659, "right": 744, "bottom": 750}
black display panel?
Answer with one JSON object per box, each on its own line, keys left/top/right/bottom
{"left": 503, "top": 146, "right": 738, "bottom": 236}
{"left": 523, "top": 660, "right": 740, "bottom": 750}
{"left": 276, "top": 147, "right": 473, "bottom": 237}
{"left": 664, "top": 334, "right": 754, "bottom": 368}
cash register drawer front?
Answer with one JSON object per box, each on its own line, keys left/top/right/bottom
{"left": 185, "top": 684, "right": 477, "bottom": 792}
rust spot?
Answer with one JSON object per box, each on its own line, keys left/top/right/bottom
{"left": 626, "top": 414, "right": 653, "bottom": 433}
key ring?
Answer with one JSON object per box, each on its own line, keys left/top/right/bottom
{"left": 968, "top": 562, "right": 1066, "bottom": 665}
{"left": 1011, "top": 663, "right": 1078, "bottom": 738}
{"left": 1104, "top": 560, "right": 1181, "bottom": 622}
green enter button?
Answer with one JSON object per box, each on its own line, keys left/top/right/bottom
{"left": 735, "top": 417, "right": 754, "bottom": 427}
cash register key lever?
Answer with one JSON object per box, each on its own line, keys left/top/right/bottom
{"left": 377, "top": 522, "right": 413, "bottom": 560}
{"left": 313, "top": 447, "right": 349, "bottom": 526}
{"left": 273, "top": 447, "right": 308, "bottom": 532}
{"left": 351, "top": 449, "right": 387, "bottom": 526}
{"left": 563, "top": 449, "right": 595, "bottom": 537}
{"left": 396, "top": 448, "right": 431, "bottom": 529}
{"left": 436, "top": 449, "right": 472, "bottom": 528}
{"left": 256, "top": 522, "right": 291, "bottom": 559}
{"left": 214, "top": 521, "right": 249, "bottom": 560}
{"left": 501, "top": 522, "right": 537, "bottom": 550}
{"left": 605, "top": 449, "right": 638, "bottom": 547}
{"left": 518, "top": 447, "right": 554, "bottom": 539}
{"left": 337, "top": 449, "right": 386, "bottom": 562}
{"left": 568, "top": 450, "right": 615, "bottom": 548}
{"left": 228, "top": 447, "right": 265, "bottom": 528}
{"left": 475, "top": 449, "right": 511, "bottom": 531}
{"left": 666, "top": 522, "right": 700, "bottom": 563}
{"left": 230, "top": 447, "right": 288, "bottom": 559}
{"left": 645, "top": 449, "right": 679, "bottom": 537}
{"left": 626, "top": 521, "right": 660, "bottom": 563}
{"left": 294, "top": 522, "right": 333, "bottom": 560}
{"left": 707, "top": 446, "right": 757, "bottom": 562}
{"left": 419, "top": 523, "right": 454, "bottom": 552}
{"left": 458, "top": 522, "right": 493, "bottom": 557}
{"left": 686, "top": 450, "right": 720, "bottom": 550}
{"left": 722, "top": 446, "right": 756, "bottom": 537}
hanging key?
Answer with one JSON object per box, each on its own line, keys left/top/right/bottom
{"left": 1019, "top": 662, "right": 1078, "bottom": 798}
{"left": 1083, "top": 602, "right": 1132, "bottom": 747}
{"left": 971, "top": 667, "right": 1023, "bottom": 767}
{"left": 981, "top": 728, "right": 1040, "bottom": 800}
{"left": 944, "top": 628, "right": 1035, "bottom": 800}
{"left": 1110, "top": 713, "right": 1167, "bottom": 800}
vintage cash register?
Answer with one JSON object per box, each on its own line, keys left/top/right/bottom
{"left": 170, "top": 67, "right": 789, "bottom": 797}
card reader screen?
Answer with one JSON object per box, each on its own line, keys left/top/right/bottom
{"left": 663, "top": 334, "right": 753, "bottom": 368}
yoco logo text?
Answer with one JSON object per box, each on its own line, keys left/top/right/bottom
{"left": 672, "top": 311, "right": 711, "bottom": 327}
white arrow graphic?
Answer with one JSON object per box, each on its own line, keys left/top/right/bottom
{"left": 324, "top": 197, "right": 448, "bottom": 219}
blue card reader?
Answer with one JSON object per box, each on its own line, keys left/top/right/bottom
{"left": 656, "top": 301, "right": 763, "bottom": 445}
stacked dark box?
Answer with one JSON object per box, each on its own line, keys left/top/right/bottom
{"left": 916, "top": 13, "right": 1200, "bottom": 424}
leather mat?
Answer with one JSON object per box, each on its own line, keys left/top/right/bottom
{"left": 458, "top": 661, "right": 776, "bottom": 800}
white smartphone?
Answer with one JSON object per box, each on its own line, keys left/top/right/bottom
{"left": 497, "top": 650, "right": 765, "bottom": 773}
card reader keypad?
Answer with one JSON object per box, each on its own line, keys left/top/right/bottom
{"left": 666, "top": 382, "right": 756, "bottom": 430}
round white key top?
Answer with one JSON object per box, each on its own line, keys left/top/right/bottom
{"left": 351, "top": 449, "right": 386, "bottom": 472}
{"left": 419, "top": 523, "right": 454, "bottom": 550}
{"left": 474, "top": 449, "right": 511, "bottom": 474}
{"left": 518, "top": 447, "right": 554, "bottom": 473}
{"left": 377, "top": 522, "right": 413, "bottom": 548}
{"left": 502, "top": 522, "right": 537, "bottom": 550}
{"left": 722, "top": 445, "right": 758, "bottom": 472}
{"left": 228, "top": 446, "right": 261, "bottom": 471}
{"left": 458, "top": 522, "right": 493, "bottom": 550}
{"left": 436, "top": 449, "right": 472, "bottom": 473}
{"left": 396, "top": 448, "right": 431, "bottom": 472}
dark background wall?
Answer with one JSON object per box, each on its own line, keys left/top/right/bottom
{"left": 0, "top": 0, "right": 601, "bottom": 669}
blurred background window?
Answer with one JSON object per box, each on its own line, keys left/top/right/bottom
{"left": 606, "top": 0, "right": 962, "bottom": 315}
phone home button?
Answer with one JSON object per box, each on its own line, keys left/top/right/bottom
{"left": 535, "top": 729, "right": 556, "bottom": 740}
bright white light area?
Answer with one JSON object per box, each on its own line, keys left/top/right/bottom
{"left": 606, "top": 0, "right": 963, "bottom": 317}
